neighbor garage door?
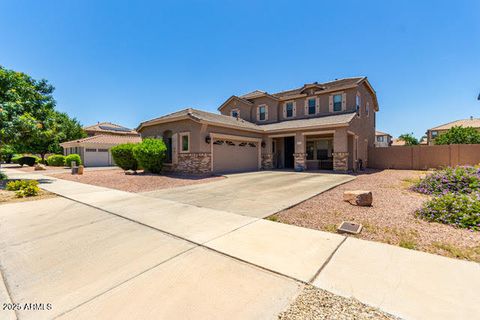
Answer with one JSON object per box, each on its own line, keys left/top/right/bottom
{"left": 84, "top": 148, "right": 110, "bottom": 167}
{"left": 212, "top": 138, "right": 259, "bottom": 174}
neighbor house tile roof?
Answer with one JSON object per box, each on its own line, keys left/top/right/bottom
{"left": 391, "top": 138, "right": 406, "bottom": 146}
{"left": 138, "top": 108, "right": 356, "bottom": 132}
{"left": 60, "top": 134, "right": 142, "bottom": 146}
{"left": 83, "top": 122, "right": 139, "bottom": 135}
{"left": 375, "top": 130, "right": 391, "bottom": 136}
{"left": 429, "top": 118, "right": 480, "bottom": 131}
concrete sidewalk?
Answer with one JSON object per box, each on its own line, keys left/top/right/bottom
{"left": 3, "top": 167, "right": 480, "bottom": 320}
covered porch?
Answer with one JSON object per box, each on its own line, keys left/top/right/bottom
{"left": 262, "top": 128, "right": 358, "bottom": 172}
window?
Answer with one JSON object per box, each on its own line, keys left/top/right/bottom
{"left": 258, "top": 105, "right": 266, "bottom": 121}
{"left": 333, "top": 94, "right": 342, "bottom": 112}
{"left": 356, "top": 94, "right": 361, "bottom": 117}
{"left": 307, "top": 98, "right": 316, "bottom": 115}
{"left": 285, "top": 102, "right": 294, "bottom": 118}
{"left": 431, "top": 131, "right": 438, "bottom": 138}
{"left": 366, "top": 102, "right": 370, "bottom": 117}
{"left": 180, "top": 132, "right": 190, "bottom": 152}
{"left": 306, "top": 139, "right": 333, "bottom": 160}
{"left": 377, "top": 136, "right": 384, "bottom": 142}
{"left": 98, "top": 149, "right": 108, "bottom": 152}
{"left": 231, "top": 109, "right": 239, "bottom": 118}
{"left": 86, "top": 148, "right": 96, "bottom": 152}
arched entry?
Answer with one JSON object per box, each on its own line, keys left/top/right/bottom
{"left": 163, "top": 130, "right": 173, "bottom": 163}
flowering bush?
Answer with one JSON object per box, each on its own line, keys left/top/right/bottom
{"left": 6, "top": 180, "right": 40, "bottom": 198}
{"left": 411, "top": 166, "right": 480, "bottom": 195}
{"left": 416, "top": 192, "right": 480, "bottom": 230}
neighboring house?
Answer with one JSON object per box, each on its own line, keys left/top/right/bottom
{"left": 137, "top": 77, "right": 379, "bottom": 174}
{"left": 391, "top": 138, "right": 406, "bottom": 146}
{"left": 426, "top": 117, "right": 480, "bottom": 145}
{"left": 375, "top": 131, "right": 392, "bottom": 147}
{"left": 60, "top": 122, "right": 141, "bottom": 167}
{"left": 419, "top": 136, "right": 428, "bottom": 145}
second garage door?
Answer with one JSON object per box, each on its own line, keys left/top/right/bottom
{"left": 212, "top": 139, "right": 259, "bottom": 174}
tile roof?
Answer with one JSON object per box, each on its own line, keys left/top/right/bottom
{"left": 391, "top": 138, "right": 406, "bottom": 146}
{"left": 83, "top": 122, "right": 138, "bottom": 135}
{"left": 258, "top": 112, "right": 356, "bottom": 131}
{"left": 61, "top": 134, "right": 142, "bottom": 146}
{"left": 139, "top": 108, "right": 355, "bottom": 132}
{"left": 430, "top": 118, "right": 480, "bottom": 130}
{"left": 375, "top": 130, "right": 391, "bottom": 136}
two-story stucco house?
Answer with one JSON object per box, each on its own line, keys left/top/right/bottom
{"left": 426, "top": 117, "right": 480, "bottom": 145}
{"left": 137, "top": 77, "right": 379, "bottom": 174}
{"left": 375, "top": 131, "right": 392, "bottom": 147}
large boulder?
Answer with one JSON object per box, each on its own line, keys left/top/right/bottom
{"left": 343, "top": 190, "right": 372, "bottom": 206}
{"left": 34, "top": 164, "right": 47, "bottom": 171}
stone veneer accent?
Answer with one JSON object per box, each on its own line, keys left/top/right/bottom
{"left": 261, "top": 153, "right": 273, "bottom": 170}
{"left": 171, "top": 152, "right": 212, "bottom": 174}
{"left": 293, "top": 153, "right": 306, "bottom": 171}
{"left": 333, "top": 152, "right": 349, "bottom": 172}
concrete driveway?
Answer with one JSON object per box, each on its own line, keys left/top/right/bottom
{"left": 0, "top": 197, "right": 300, "bottom": 320}
{"left": 142, "top": 171, "right": 355, "bottom": 218}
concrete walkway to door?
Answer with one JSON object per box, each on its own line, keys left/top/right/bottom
{"left": 142, "top": 171, "right": 355, "bottom": 218}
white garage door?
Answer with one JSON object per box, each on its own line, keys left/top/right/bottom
{"left": 212, "top": 139, "right": 259, "bottom": 174}
{"left": 84, "top": 148, "right": 110, "bottom": 167}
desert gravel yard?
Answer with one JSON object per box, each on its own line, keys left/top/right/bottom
{"left": 278, "top": 285, "right": 398, "bottom": 320}
{"left": 272, "top": 169, "right": 480, "bottom": 262}
{"left": 50, "top": 168, "right": 224, "bottom": 192}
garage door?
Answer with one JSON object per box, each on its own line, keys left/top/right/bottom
{"left": 84, "top": 148, "right": 110, "bottom": 167}
{"left": 212, "top": 139, "right": 259, "bottom": 173}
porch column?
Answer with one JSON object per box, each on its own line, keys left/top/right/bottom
{"left": 261, "top": 136, "right": 273, "bottom": 170}
{"left": 293, "top": 132, "right": 306, "bottom": 171}
{"left": 333, "top": 128, "right": 349, "bottom": 172}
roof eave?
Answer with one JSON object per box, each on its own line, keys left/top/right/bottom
{"left": 217, "top": 96, "right": 253, "bottom": 111}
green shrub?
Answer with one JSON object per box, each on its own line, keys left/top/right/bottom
{"left": 111, "top": 143, "right": 139, "bottom": 172}
{"left": 11, "top": 154, "right": 21, "bottom": 164}
{"left": 0, "top": 171, "right": 7, "bottom": 180}
{"left": 435, "top": 126, "right": 480, "bottom": 145}
{"left": 6, "top": 180, "right": 40, "bottom": 197}
{"left": 411, "top": 166, "right": 480, "bottom": 195}
{"left": 416, "top": 192, "right": 480, "bottom": 230}
{"left": 47, "top": 154, "right": 66, "bottom": 166}
{"left": 0, "top": 145, "right": 16, "bottom": 163}
{"left": 65, "top": 154, "right": 82, "bottom": 167}
{"left": 133, "top": 138, "right": 166, "bottom": 174}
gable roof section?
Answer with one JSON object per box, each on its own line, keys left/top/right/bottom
{"left": 258, "top": 112, "right": 356, "bottom": 132}
{"left": 217, "top": 95, "right": 253, "bottom": 111}
{"left": 83, "top": 122, "right": 138, "bottom": 135}
{"left": 137, "top": 108, "right": 261, "bottom": 132}
{"left": 375, "top": 130, "right": 391, "bottom": 137}
{"left": 429, "top": 118, "right": 480, "bottom": 131}
{"left": 272, "top": 77, "right": 365, "bottom": 99}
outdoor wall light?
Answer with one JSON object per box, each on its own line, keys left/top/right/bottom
{"left": 205, "top": 136, "right": 211, "bottom": 144}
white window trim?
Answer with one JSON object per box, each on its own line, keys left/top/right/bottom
{"left": 305, "top": 96, "right": 319, "bottom": 116}
{"left": 257, "top": 104, "right": 268, "bottom": 121}
{"left": 231, "top": 108, "right": 240, "bottom": 117}
{"left": 284, "top": 100, "right": 296, "bottom": 118}
{"left": 366, "top": 102, "right": 370, "bottom": 117}
{"left": 179, "top": 132, "right": 190, "bottom": 153}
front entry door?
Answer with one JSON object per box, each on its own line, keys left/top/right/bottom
{"left": 284, "top": 136, "right": 295, "bottom": 168}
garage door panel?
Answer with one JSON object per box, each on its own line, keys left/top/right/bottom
{"left": 213, "top": 140, "right": 258, "bottom": 174}
{"left": 85, "top": 148, "right": 110, "bottom": 167}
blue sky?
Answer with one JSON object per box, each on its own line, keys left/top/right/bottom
{"left": 1, "top": 0, "right": 479, "bottom": 138}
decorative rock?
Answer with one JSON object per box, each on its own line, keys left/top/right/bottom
{"left": 34, "top": 164, "right": 47, "bottom": 171}
{"left": 125, "top": 170, "right": 136, "bottom": 175}
{"left": 343, "top": 190, "right": 372, "bottom": 206}
{"left": 78, "top": 165, "right": 84, "bottom": 175}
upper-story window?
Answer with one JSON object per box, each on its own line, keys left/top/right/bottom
{"left": 307, "top": 98, "right": 316, "bottom": 115}
{"left": 333, "top": 94, "right": 342, "bottom": 112}
{"left": 231, "top": 109, "right": 239, "bottom": 118}
{"left": 377, "top": 136, "right": 384, "bottom": 142}
{"left": 285, "top": 101, "right": 294, "bottom": 118}
{"left": 258, "top": 105, "right": 267, "bottom": 121}
{"left": 431, "top": 131, "right": 438, "bottom": 138}
{"left": 356, "top": 94, "right": 361, "bottom": 117}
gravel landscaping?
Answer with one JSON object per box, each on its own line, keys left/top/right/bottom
{"left": 272, "top": 169, "right": 480, "bottom": 262}
{"left": 278, "top": 285, "right": 397, "bottom": 320}
{"left": 50, "top": 168, "right": 224, "bottom": 193}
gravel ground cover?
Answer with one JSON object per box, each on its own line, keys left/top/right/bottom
{"left": 278, "top": 285, "right": 398, "bottom": 320}
{"left": 272, "top": 169, "right": 480, "bottom": 262}
{"left": 50, "top": 168, "right": 224, "bottom": 193}
{"left": 11, "top": 165, "right": 69, "bottom": 173}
